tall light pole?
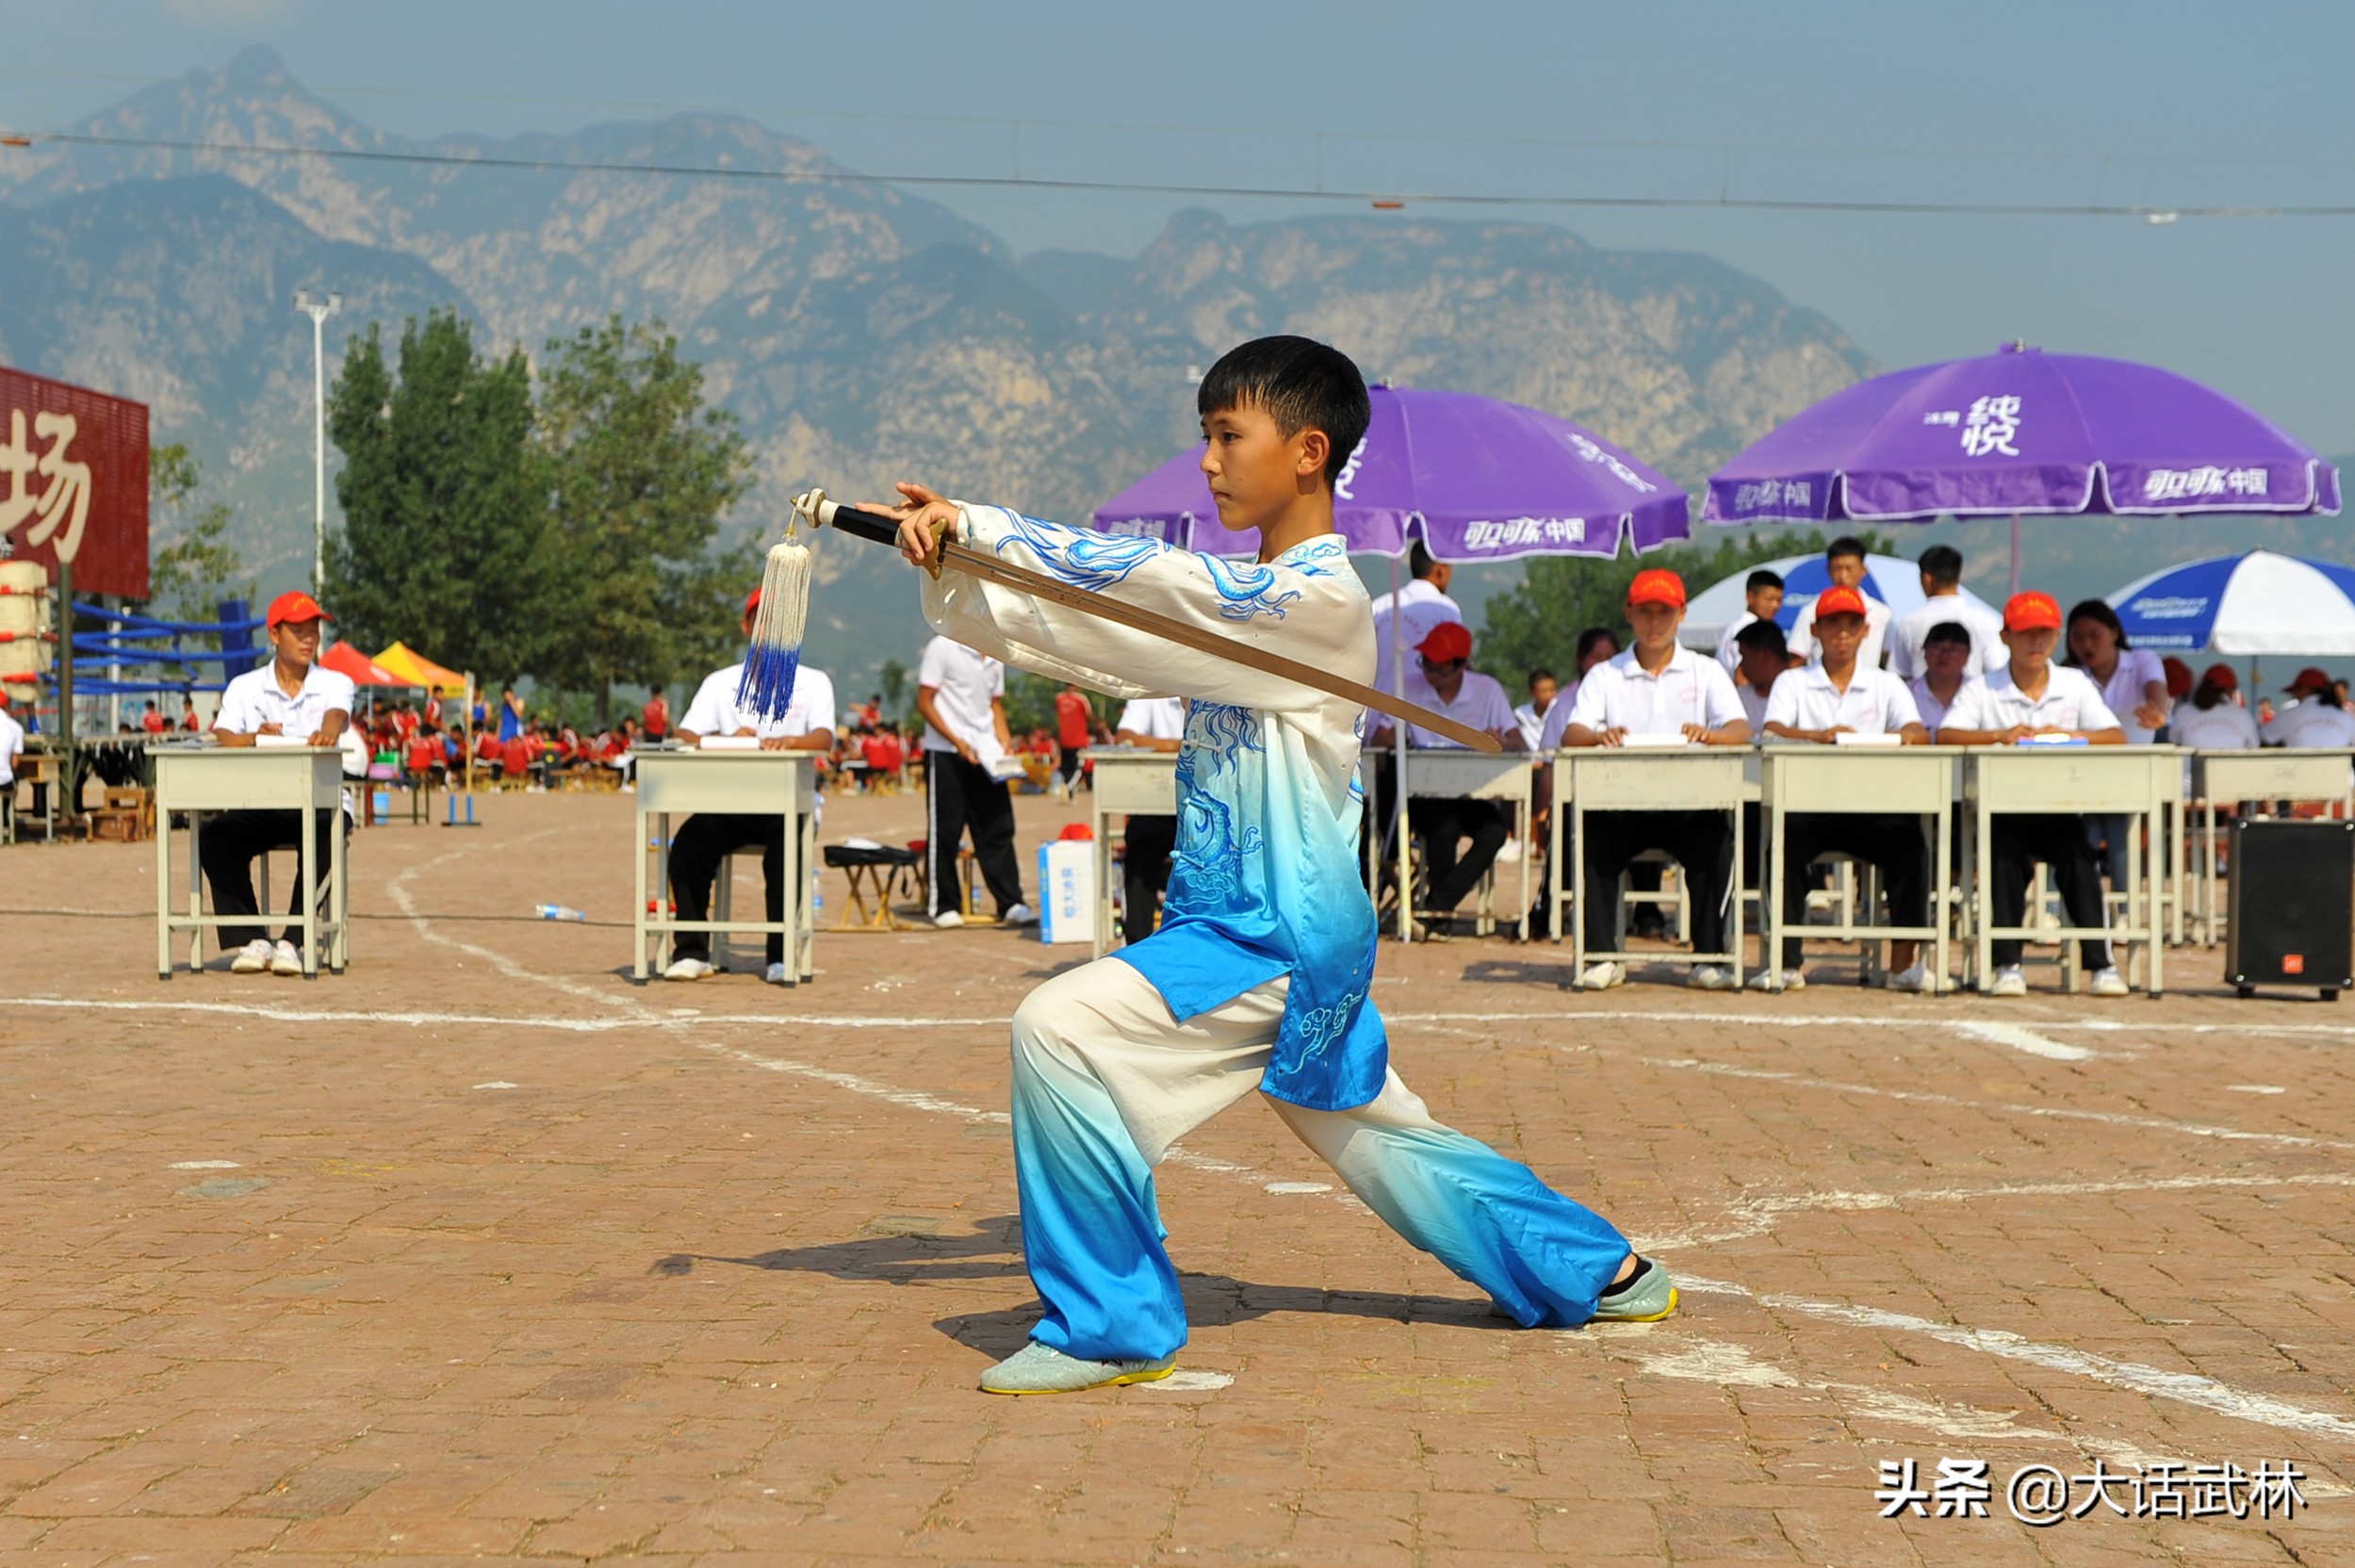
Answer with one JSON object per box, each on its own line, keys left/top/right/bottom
{"left": 293, "top": 288, "right": 342, "bottom": 597}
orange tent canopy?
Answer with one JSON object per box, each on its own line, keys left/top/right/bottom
{"left": 319, "top": 641, "right": 402, "bottom": 686}
{"left": 373, "top": 641, "right": 468, "bottom": 694}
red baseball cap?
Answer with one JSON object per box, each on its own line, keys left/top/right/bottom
{"left": 1812, "top": 585, "right": 1870, "bottom": 620}
{"left": 2285, "top": 666, "right": 2333, "bottom": 695}
{"left": 2161, "top": 656, "right": 2194, "bottom": 698}
{"left": 266, "top": 590, "right": 332, "bottom": 628}
{"left": 2200, "top": 662, "right": 2239, "bottom": 692}
{"left": 1627, "top": 568, "right": 1686, "bottom": 610}
{"left": 744, "top": 586, "right": 763, "bottom": 617}
{"left": 2003, "top": 591, "right": 2062, "bottom": 632}
{"left": 1415, "top": 620, "right": 1473, "bottom": 663}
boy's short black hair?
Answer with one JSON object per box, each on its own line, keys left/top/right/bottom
{"left": 1826, "top": 535, "right": 1867, "bottom": 563}
{"left": 1918, "top": 544, "right": 1964, "bottom": 585}
{"left": 1922, "top": 619, "right": 1972, "bottom": 649}
{"left": 1409, "top": 541, "right": 1440, "bottom": 580}
{"left": 1198, "top": 335, "right": 1372, "bottom": 488}
{"left": 1735, "top": 619, "right": 1789, "bottom": 658}
{"left": 1745, "top": 569, "right": 1784, "bottom": 595}
{"left": 1527, "top": 667, "right": 1557, "bottom": 688}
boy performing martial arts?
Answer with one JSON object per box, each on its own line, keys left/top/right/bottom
{"left": 873, "top": 336, "right": 1673, "bottom": 1396}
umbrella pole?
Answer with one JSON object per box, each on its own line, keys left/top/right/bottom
{"left": 1392, "top": 552, "right": 1407, "bottom": 939}
{"left": 2008, "top": 514, "right": 2021, "bottom": 599}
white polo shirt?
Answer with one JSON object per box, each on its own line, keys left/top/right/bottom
{"left": 1763, "top": 663, "right": 1922, "bottom": 738}
{"left": 680, "top": 661, "right": 836, "bottom": 742}
{"left": 1788, "top": 595, "right": 1893, "bottom": 670}
{"left": 215, "top": 662, "right": 358, "bottom": 740}
{"left": 1909, "top": 675, "right": 1975, "bottom": 737}
{"left": 1369, "top": 579, "right": 1463, "bottom": 694}
{"left": 2170, "top": 699, "right": 2260, "bottom": 750}
{"left": 917, "top": 636, "right": 1005, "bottom": 754}
{"left": 1889, "top": 594, "right": 2006, "bottom": 679}
{"left": 1714, "top": 610, "right": 1758, "bottom": 674}
{"left": 2263, "top": 698, "right": 2355, "bottom": 748}
{"left": 1563, "top": 645, "right": 1747, "bottom": 737}
{"left": 1407, "top": 669, "right": 1518, "bottom": 749}
{"left": 1115, "top": 696, "right": 1186, "bottom": 742}
{"left": 1512, "top": 697, "right": 1554, "bottom": 752}
{"left": 1940, "top": 663, "right": 2120, "bottom": 735}
{"left": 0, "top": 707, "right": 21, "bottom": 785}
{"left": 2085, "top": 647, "right": 2169, "bottom": 744}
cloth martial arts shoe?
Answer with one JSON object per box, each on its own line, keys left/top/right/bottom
{"left": 1578, "top": 960, "right": 1626, "bottom": 991}
{"left": 977, "top": 1341, "right": 1175, "bottom": 1396}
{"left": 1590, "top": 1257, "right": 1678, "bottom": 1323}
{"left": 229, "top": 938, "right": 274, "bottom": 974}
{"left": 270, "top": 939, "right": 303, "bottom": 976}
{"left": 1002, "top": 902, "right": 1039, "bottom": 926}
{"left": 662, "top": 956, "right": 716, "bottom": 981}
{"left": 1990, "top": 964, "right": 2028, "bottom": 997}
{"left": 931, "top": 909, "right": 965, "bottom": 929}
{"left": 1689, "top": 964, "right": 1737, "bottom": 991}
{"left": 2088, "top": 967, "right": 2130, "bottom": 997}
{"left": 764, "top": 961, "right": 790, "bottom": 985}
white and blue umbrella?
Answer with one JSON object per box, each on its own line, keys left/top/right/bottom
{"left": 1680, "top": 551, "right": 1998, "bottom": 652}
{"left": 2108, "top": 550, "right": 2355, "bottom": 655}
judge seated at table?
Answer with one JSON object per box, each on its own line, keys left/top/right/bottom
{"left": 1112, "top": 694, "right": 1186, "bottom": 946}
{"left": 204, "top": 591, "right": 356, "bottom": 977}
{"left": 1935, "top": 591, "right": 2129, "bottom": 999}
{"left": 2261, "top": 667, "right": 2355, "bottom": 748}
{"left": 1559, "top": 569, "right": 1751, "bottom": 991}
{"left": 662, "top": 586, "right": 836, "bottom": 985}
{"left": 1758, "top": 585, "right": 1935, "bottom": 995}
{"left": 1907, "top": 621, "right": 1980, "bottom": 736}
{"left": 1368, "top": 621, "right": 1525, "bottom": 939}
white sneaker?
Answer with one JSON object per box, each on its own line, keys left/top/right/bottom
{"left": 1990, "top": 964, "right": 2028, "bottom": 998}
{"left": 662, "top": 956, "right": 715, "bottom": 981}
{"left": 2089, "top": 967, "right": 2130, "bottom": 998}
{"left": 1691, "top": 964, "right": 1736, "bottom": 991}
{"left": 1747, "top": 967, "right": 1804, "bottom": 992}
{"left": 764, "top": 961, "right": 791, "bottom": 985}
{"left": 270, "top": 939, "right": 303, "bottom": 976}
{"left": 1886, "top": 962, "right": 1934, "bottom": 994}
{"left": 931, "top": 909, "right": 965, "bottom": 930}
{"left": 1578, "top": 960, "right": 1626, "bottom": 991}
{"left": 229, "top": 938, "right": 273, "bottom": 974}
{"left": 1002, "top": 902, "right": 1039, "bottom": 926}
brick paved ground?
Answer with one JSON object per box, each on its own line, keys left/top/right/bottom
{"left": 2, "top": 786, "right": 2352, "bottom": 1565}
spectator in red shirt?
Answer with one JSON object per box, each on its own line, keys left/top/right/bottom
{"left": 405, "top": 727, "right": 443, "bottom": 786}
{"left": 1052, "top": 682, "right": 1092, "bottom": 797}
{"left": 643, "top": 686, "right": 670, "bottom": 741}
{"left": 140, "top": 700, "right": 168, "bottom": 734}
{"left": 180, "top": 696, "right": 201, "bottom": 731}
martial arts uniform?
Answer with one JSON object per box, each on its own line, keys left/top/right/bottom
{"left": 204, "top": 662, "right": 357, "bottom": 951}
{"left": 1761, "top": 665, "right": 1929, "bottom": 970}
{"left": 668, "top": 659, "right": 835, "bottom": 968}
{"left": 923, "top": 504, "right": 1634, "bottom": 1363}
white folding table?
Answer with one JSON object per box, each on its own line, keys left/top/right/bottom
{"left": 1552, "top": 747, "right": 1750, "bottom": 983}
{"left": 1760, "top": 744, "right": 1957, "bottom": 986}
{"left": 634, "top": 746, "right": 817, "bottom": 983}
{"left": 1085, "top": 746, "right": 1181, "bottom": 958}
{"left": 1395, "top": 748, "right": 1535, "bottom": 941}
{"left": 151, "top": 743, "right": 349, "bottom": 979}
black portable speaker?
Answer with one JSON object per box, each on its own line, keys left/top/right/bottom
{"left": 2226, "top": 819, "right": 2355, "bottom": 999}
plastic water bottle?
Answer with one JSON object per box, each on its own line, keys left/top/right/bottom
{"left": 534, "top": 904, "right": 588, "bottom": 922}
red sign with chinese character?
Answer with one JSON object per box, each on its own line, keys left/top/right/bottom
{"left": 0, "top": 365, "right": 149, "bottom": 599}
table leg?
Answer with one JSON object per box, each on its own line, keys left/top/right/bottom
{"left": 1763, "top": 792, "right": 1782, "bottom": 987}
{"left": 1093, "top": 796, "right": 1111, "bottom": 960}
{"left": 1517, "top": 792, "right": 1530, "bottom": 943}
{"left": 155, "top": 806, "right": 172, "bottom": 980}
{"left": 301, "top": 799, "right": 319, "bottom": 979}
{"left": 1974, "top": 795, "right": 1992, "bottom": 992}
{"left": 332, "top": 808, "right": 349, "bottom": 972}
{"left": 633, "top": 797, "right": 650, "bottom": 980}
{"left": 1933, "top": 795, "right": 1951, "bottom": 990}
{"left": 1569, "top": 794, "right": 1586, "bottom": 973}
{"left": 1396, "top": 770, "right": 1412, "bottom": 944}
{"left": 1548, "top": 775, "right": 1564, "bottom": 945}
{"left": 188, "top": 811, "right": 205, "bottom": 977}
{"left": 2147, "top": 785, "right": 2164, "bottom": 998}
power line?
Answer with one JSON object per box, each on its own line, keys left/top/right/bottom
{"left": 4, "top": 127, "right": 2349, "bottom": 220}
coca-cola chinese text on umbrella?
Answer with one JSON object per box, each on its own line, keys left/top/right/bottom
{"left": 1702, "top": 343, "right": 2341, "bottom": 593}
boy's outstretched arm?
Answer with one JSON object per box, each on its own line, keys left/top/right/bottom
{"left": 873, "top": 484, "right": 1371, "bottom": 712}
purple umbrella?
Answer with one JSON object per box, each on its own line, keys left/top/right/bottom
{"left": 1702, "top": 343, "right": 2341, "bottom": 593}
{"left": 1093, "top": 384, "right": 1690, "bottom": 561}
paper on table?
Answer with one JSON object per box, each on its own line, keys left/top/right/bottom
{"left": 697, "top": 734, "right": 761, "bottom": 751}
{"left": 1619, "top": 732, "right": 1693, "bottom": 748}
{"left": 2015, "top": 733, "right": 2089, "bottom": 747}
{"left": 1834, "top": 731, "right": 1903, "bottom": 747}
{"left": 253, "top": 732, "right": 309, "bottom": 748}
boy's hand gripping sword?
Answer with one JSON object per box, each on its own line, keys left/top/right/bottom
{"left": 744, "top": 487, "right": 1502, "bottom": 754}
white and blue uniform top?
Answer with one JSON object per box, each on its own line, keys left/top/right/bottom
{"left": 923, "top": 502, "right": 1384, "bottom": 1112}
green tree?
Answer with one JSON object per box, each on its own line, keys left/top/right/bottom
{"left": 1477, "top": 529, "right": 1889, "bottom": 685}
{"left": 877, "top": 657, "right": 908, "bottom": 724}
{"left": 323, "top": 309, "right": 548, "bottom": 683}
{"left": 533, "top": 317, "right": 755, "bottom": 722}
{"left": 144, "top": 443, "right": 253, "bottom": 643}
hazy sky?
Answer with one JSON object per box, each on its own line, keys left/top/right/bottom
{"left": 5, "top": 0, "right": 2353, "bottom": 453}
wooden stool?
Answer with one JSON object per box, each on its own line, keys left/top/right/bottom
{"left": 825, "top": 842, "right": 920, "bottom": 931}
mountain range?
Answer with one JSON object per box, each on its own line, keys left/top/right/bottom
{"left": 23, "top": 47, "right": 2320, "bottom": 694}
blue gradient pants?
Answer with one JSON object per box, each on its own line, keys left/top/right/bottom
{"left": 1009, "top": 956, "right": 1633, "bottom": 1362}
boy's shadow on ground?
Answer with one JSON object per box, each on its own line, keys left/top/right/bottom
{"left": 652, "top": 1215, "right": 1505, "bottom": 1359}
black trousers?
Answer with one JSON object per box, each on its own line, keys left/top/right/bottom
{"left": 1777, "top": 812, "right": 1929, "bottom": 969}
{"left": 1990, "top": 813, "right": 2113, "bottom": 970}
{"left": 924, "top": 750, "right": 1024, "bottom": 918}
{"left": 1581, "top": 809, "right": 1735, "bottom": 956}
{"left": 198, "top": 807, "right": 348, "bottom": 950}
{"left": 1056, "top": 748, "right": 1085, "bottom": 787}
{"left": 668, "top": 811, "right": 808, "bottom": 965}
{"left": 1408, "top": 796, "right": 1512, "bottom": 917}
{"left": 1121, "top": 813, "right": 1177, "bottom": 945}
